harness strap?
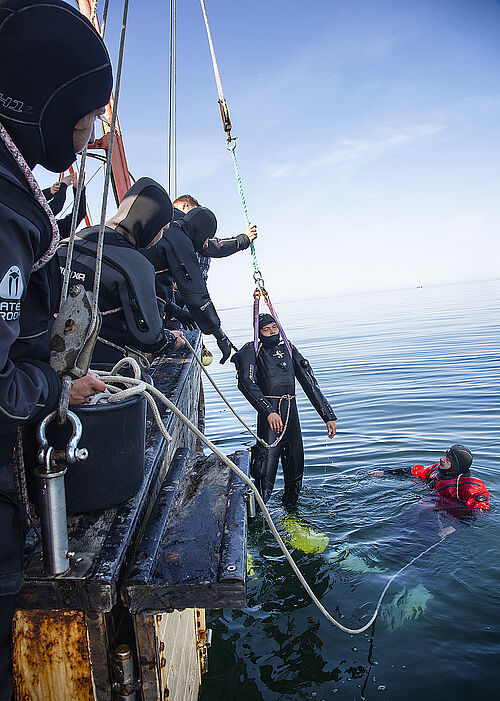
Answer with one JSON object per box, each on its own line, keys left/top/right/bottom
{"left": 264, "top": 394, "right": 295, "bottom": 448}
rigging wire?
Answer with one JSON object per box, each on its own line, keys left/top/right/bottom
{"left": 60, "top": 147, "right": 89, "bottom": 304}
{"left": 168, "top": 0, "right": 178, "bottom": 197}
{"left": 198, "top": 0, "right": 293, "bottom": 356}
{"left": 90, "top": 0, "right": 130, "bottom": 334}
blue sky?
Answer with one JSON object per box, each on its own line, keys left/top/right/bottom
{"left": 38, "top": 0, "right": 500, "bottom": 308}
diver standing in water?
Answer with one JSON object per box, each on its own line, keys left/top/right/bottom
{"left": 232, "top": 314, "right": 337, "bottom": 508}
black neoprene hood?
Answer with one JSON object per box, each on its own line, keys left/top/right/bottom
{"left": 446, "top": 444, "right": 473, "bottom": 475}
{"left": 0, "top": 0, "right": 112, "bottom": 171}
{"left": 106, "top": 177, "right": 173, "bottom": 249}
{"left": 181, "top": 206, "right": 217, "bottom": 251}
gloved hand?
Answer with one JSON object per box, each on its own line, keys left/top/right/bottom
{"left": 175, "top": 308, "right": 198, "bottom": 331}
{"left": 214, "top": 329, "right": 232, "bottom": 364}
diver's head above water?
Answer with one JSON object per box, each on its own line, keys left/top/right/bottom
{"left": 440, "top": 444, "right": 473, "bottom": 475}
{"left": 259, "top": 313, "right": 280, "bottom": 348}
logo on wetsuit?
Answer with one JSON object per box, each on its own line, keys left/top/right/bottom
{"left": 0, "top": 265, "right": 23, "bottom": 321}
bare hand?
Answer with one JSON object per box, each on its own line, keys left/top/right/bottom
{"left": 370, "top": 470, "right": 384, "bottom": 477}
{"left": 245, "top": 224, "right": 258, "bottom": 242}
{"left": 267, "top": 411, "right": 283, "bottom": 433}
{"left": 69, "top": 373, "right": 106, "bottom": 405}
{"left": 326, "top": 420, "right": 337, "bottom": 438}
{"left": 49, "top": 182, "right": 61, "bottom": 194}
{"left": 61, "top": 173, "right": 77, "bottom": 186}
{"left": 171, "top": 329, "right": 185, "bottom": 349}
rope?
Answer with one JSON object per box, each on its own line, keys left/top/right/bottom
{"left": 91, "top": 356, "right": 455, "bottom": 634}
{"left": 89, "top": 0, "right": 130, "bottom": 335}
{"left": 182, "top": 337, "right": 288, "bottom": 449}
{"left": 57, "top": 161, "right": 105, "bottom": 218}
{"left": 0, "top": 122, "right": 60, "bottom": 272}
{"left": 60, "top": 148, "right": 89, "bottom": 304}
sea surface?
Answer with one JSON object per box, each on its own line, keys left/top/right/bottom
{"left": 198, "top": 279, "right": 500, "bottom": 701}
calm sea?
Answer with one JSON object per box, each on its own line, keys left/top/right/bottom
{"left": 199, "top": 279, "right": 500, "bottom": 701}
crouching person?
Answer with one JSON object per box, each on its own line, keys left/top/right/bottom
{"left": 58, "top": 178, "right": 184, "bottom": 366}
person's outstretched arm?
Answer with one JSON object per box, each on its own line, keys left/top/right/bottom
{"left": 292, "top": 346, "right": 337, "bottom": 437}
{"left": 203, "top": 225, "right": 257, "bottom": 258}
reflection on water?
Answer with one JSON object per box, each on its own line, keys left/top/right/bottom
{"left": 199, "top": 280, "right": 500, "bottom": 700}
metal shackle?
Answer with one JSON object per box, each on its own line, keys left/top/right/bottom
{"left": 37, "top": 409, "right": 88, "bottom": 466}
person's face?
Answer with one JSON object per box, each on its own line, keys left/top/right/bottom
{"left": 439, "top": 453, "right": 452, "bottom": 470}
{"left": 174, "top": 201, "right": 194, "bottom": 213}
{"left": 72, "top": 106, "right": 106, "bottom": 153}
{"left": 260, "top": 322, "right": 279, "bottom": 337}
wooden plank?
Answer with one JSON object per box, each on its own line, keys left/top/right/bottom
{"left": 19, "top": 333, "right": 202, "bottom": 612}
{"left": 123, "top": 451, "right": 249, "bottom": 612}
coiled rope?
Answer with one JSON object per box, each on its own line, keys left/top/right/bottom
{"left": 94, "top": 355, "right": 456, "bottom": 634}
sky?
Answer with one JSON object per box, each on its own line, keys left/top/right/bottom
{"left": 37, "top": 0, "right": 500, "bottom": 309}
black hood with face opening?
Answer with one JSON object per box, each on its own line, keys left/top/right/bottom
{"left": 106, "top": 177, "right": 173, "bottom": 249}
{"left": 178, "top": 206, "right": 217, "bottom": 252}
{"left": 0, "top": 0, "right": 112, "bottom": 171}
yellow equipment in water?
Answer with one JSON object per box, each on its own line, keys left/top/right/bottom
{"left": 281, "top": 514, "right": 329, "bottom": 554}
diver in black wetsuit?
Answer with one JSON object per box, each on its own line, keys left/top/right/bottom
{"left": 141, "top": 205, "right": 234, "bottom": 363}
{"left": 0, "top": 1, "right": 112, "bottom": 695}
{"left": 57, "top": 177, "right": 184, "bottom": 365}
{"left": 232, "top": 314, "right": 337, "bottom": 508}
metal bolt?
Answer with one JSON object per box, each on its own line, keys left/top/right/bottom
{"left": 160, "top": 658, "right": 166, "bottom": 668}
{"left": 159, "top": 642, "right": 165, "bottom": 652}
{"left": 75, "top": 448, "right": 88, "bottom": 461}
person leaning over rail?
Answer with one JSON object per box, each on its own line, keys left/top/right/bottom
{"left": 232, "top": 314, "right": 337, "bottom": 509}
{"left": 58, "top": 177, "right": 184, "bottom": 366}
{"left": 371, "top": 445, "right": 490, "bottom": 510}
{"left": 141, "top": 204, "right": 235, "bottom": 363}
{"left": 43, "top": 172, "right": 87, "bottom": 239}
{"left": 0, "top": 0, "right": 112, "bottom": 696}
{"left": 172, "top": 193, "right": 257, "bottom": 282}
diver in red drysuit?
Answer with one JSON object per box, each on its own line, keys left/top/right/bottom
{"left": 373, "top": 445, "right": 490, "bottom": 510}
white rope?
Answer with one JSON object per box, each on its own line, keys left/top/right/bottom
{"left": 60, "top": 148, "right": 88, "bottom": 305}
{"left": 89, "top": 0, "right": 130, "bottom": 335}
{"left": 199, "top": 0, "right": 225, "bottom": 101}
{"left": 92, "top": 357, "right": 454, "bottom": 634}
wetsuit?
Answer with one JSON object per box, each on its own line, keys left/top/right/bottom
{"left": 232, "top": 340, "right": 337, "bottom": 507}
{"left": 58, "top": 178, "right": 177, "bottom": 365}
{"left": 141, "top": 207, "right": 232, "bottom": 360}
{"left": 44, "top": 183, "right": 87, "bottom": 239}
{"left": 385, "top": 463, "right": 490, "bottom": 510}
{"left": 0, "top": 2, "right": 112, "bottom": 695}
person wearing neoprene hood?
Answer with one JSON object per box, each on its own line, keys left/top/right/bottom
{"left": 232, "top": 314, "right": 337, "bottom": 508}
{"left": 142, "top": 204, "right": 234, "bottom": 363}
{"left": 0, "top": 1, "right": 112, "bottom": 696}
{"left": 172, "top": 194, "right": 258, "bottom": 281}
{"left": 372, "top": 445, "right": 490, "bottom": 510}
{"left": 58, "top": 177, "right": 184, "bottom": 365}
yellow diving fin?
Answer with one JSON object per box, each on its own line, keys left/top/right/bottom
{"left": 246, "top": 552, "right": 256, "bottom": 578}
{"left": 281, "top": 514, "right": 329, "bottom": 554}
